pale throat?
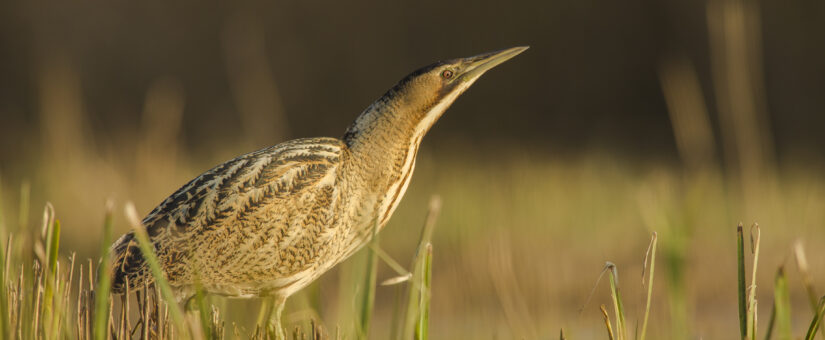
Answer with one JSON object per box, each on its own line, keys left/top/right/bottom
{"left": 372, "top": 83, "right": 474, "bottom": 228}
{"left": 403, "top": 80, "right": 474, "bottom": 152}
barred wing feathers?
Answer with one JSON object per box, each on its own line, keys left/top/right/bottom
{"left": 110, "top": 137, "right": 348, "bottom": 295}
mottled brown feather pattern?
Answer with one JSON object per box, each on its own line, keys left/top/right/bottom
{"left": 112, "top": 109, "right": 430, "bottom": 300}
{"left": 109, "top": 47, "right": 526, "bottom": 302}
{"left": 111, "top": 137, "right": 358, "bottom": 298}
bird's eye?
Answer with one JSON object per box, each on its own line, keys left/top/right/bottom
{"left": 441, "top": 69, "right": 454, "bottom": 79}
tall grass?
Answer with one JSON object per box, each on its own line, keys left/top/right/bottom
{"left": 0, "top": 188, "right": 445, "bottom": 339}
{"left": 639, "top": 232, "right": 657, "bottom": 340}
{"left": 1, "top": 177, "right": 825, "bottom": 339}
{"left": 356, "top": 222, "right": 380, "bottom": 339}
{"left": 588, "top": 232, "right": 657, "bottom": 340}
{"left": 93, "top": 201, "right": 113, "bottom": 340}
{"left": 584, "top": 224, "right": 825, "bottom": 340}
{"left": 124, "top": 202, "right": 188, "bottom": 337}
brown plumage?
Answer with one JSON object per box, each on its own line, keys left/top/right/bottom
{"left": 109, "top": 47, "right": 527, "bottom": 313}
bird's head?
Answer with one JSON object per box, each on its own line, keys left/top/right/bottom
{"left": 345, "top": 46, "right": 528, "bottom": 145}
{"left": 388, "top": 46, "right": 529, "bottom": 134}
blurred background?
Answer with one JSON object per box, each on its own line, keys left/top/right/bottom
{"left": 1, "top": 0, "right": 824, "bottom": 338}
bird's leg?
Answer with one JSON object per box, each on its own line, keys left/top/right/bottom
{"left": 183, "top": 295, "right": 198, "bottom": 312}
{"left": 267, "top": 296, "right": 287, "bottom": 340}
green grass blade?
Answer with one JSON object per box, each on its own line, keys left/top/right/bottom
{"left": 773, "top": 267, "right": 791, "bottom": 340}
{"left": 737, "top": 223, "right": 747, "bottom": 339}
{"left": 125, "top": 202, "right": 188, "bottom": 337}
{"left": 43, "top": 219, "right": 60, "bottom": 322}
{"left": 192, "top": 276, "right": 213, "bottom": 339}
{"left": 640, "top": 232, "right": 658, "bottom": 340}
{"left": 417, "top": 196, "right": 441, "bottom": 256}
{"left": 357, "top": 228, "right": 379, "bottom": 340}
{"left": 403, "top": 196, "right": 441, "bottom": 340}
{"left": 607, "top": 263, "right": 626, "bottom": 340}
{"left": 47, "top": 219, "right": 60, "bottom": 278}
{"left": 747, "top": 224, "right": 761, "bottom": 340}
{"left": 414, "top": 243, "right": 432, "bottom": 340}
{"left": 805, "top": 296, "right": 825, "bottom": 340}
{"left": 94, "top": 202, "right": 114, "bottom": 340}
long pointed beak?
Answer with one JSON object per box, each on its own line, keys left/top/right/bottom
{"left": 459, "top": 46, "right": 529, "bottom": 82}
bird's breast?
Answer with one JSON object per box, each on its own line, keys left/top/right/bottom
{"left": 374, "top": 135, "right": 422, "bottom": 230}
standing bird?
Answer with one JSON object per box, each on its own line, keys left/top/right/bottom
{"left": 110, "top": 46, "right": 527, "bottom": 336}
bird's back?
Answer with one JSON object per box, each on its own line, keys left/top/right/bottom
{"left": 111, "top": 137, "right": 362, "bottom": 298}
{"left": 109, "top": 47, "right": 528, "bottom": 302}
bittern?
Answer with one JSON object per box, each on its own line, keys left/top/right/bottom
{"left": 110, "top": 46, "right": 527, "bottom": 336}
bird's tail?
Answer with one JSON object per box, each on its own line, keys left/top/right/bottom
{"left": 108, "top": 231, "right": 152, "bottom": 294}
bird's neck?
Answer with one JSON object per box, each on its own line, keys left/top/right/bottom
{"left": 340, "top": 86, "right": 465, "bottom": 230}
{"left": 343, "top": 83, "right": 466, "bottom": 161}
{"left": 341, "top": 95, "right": 441, "bottom": 230}
{"left": 343, "top": 97, "right": 436, "bottom": 169}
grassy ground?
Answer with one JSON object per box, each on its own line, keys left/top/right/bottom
{"left": 2, "top": 148, "right": 825, "bottom": 338}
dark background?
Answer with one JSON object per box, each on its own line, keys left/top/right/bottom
{"left": 2, "top": 0, "right": 823, "bottom": 166}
